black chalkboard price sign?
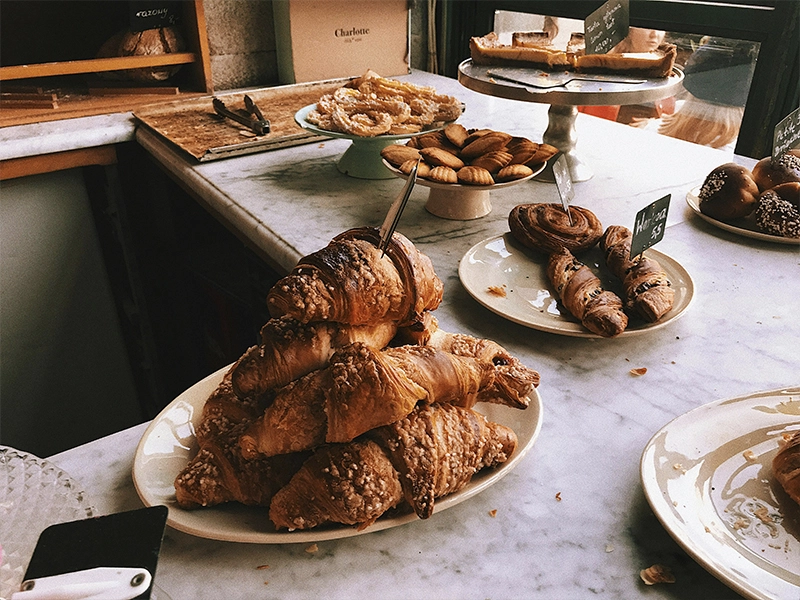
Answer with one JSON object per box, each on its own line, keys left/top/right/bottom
{"left": 772, "top": 107, "right": 800, "bottom": 162}
{"left": 631, "top": 194, "right": 670, "bottom": 258}
{"left": 584, "top": 0, "right": 630, "bottom": 56}
{"left": 129, "top": 0, "right": 182, "bottom": 32}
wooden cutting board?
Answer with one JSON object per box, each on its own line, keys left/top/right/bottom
{"left": 134, "top": 78, "right": 349, "bottom": 161}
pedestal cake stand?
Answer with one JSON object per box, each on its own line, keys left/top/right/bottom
{"left": 458, "top": 60, "right": 684, "bottom": 181}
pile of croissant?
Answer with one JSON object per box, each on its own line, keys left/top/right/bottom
{"left": 508, "top": 203, "right": 675, "bottom": 337}
{"left": 173, "top": 227, "right": 540, "bottom": 531}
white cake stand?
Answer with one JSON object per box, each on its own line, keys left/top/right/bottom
{"left": 295, "top": 104, "right": 456, "bottom": 180}
{"left": 383, "top": 160, "right": 546, "bottom": 220}
{"left": 458, "top": 60, "right": 684, "bottom": 182}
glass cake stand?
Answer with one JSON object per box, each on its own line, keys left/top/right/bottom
{"left": 0, "top": 446, "right": 96, "bottom": 598}
{"left": 458, "top": 59, "right": 684, "bottom": 181}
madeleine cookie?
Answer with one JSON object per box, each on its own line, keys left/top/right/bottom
{"left": 420, "top": 147, "right": 465, "bottom": 170}
{"left": 470, "top": 150, "right": 513, "bottom": 174}
{"left": 496, "top": 164, "right": 534, "bottom": 182}
{"left": 443, "top": 123, "right": 469, "bottom": 148}
{"left": 428, "top": 166, "right": 458, "bottom": 183}
{"left": 525, "top": 143, "right": 559, "bottom": 166}
{"left": 457, "top": 166, "right": 495, "bottom": 185}
{"left": 381, "top": 144, "right": 421, "bottom": 167}
{"left": 460, "top": 131, "right": 513, "bottom": 159}
{"left": 399, "top": 159, "right": 432, "bottom": 178}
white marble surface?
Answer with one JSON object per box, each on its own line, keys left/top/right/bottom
{"left": 45, "top": 72, "right": 799, "bottom": 600}
{"left": 0, "top": 113, "right": 138, "bottom": 161}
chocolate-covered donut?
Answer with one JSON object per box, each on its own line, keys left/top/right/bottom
{"left": 752, "top": 150, "right": 800, "bottom": 192}
{"left": 698, "top": 163, "right": 759, "bottom": 220}
{"left": 754, "top": 181, "right": 800, "bottom": 238}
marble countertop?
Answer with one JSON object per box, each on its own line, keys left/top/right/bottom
{"left": 43, "top": 72, "right": 799, "bottom": 599}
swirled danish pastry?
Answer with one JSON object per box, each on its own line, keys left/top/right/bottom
{"left": 508, "top": 203, "right": 603, "bottom": 254}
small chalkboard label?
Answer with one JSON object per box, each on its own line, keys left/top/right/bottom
{"left": 129, "top": 1, "right": 181, "bottom": 32}
{"left": 584, "top": 0, "right": 630, "bottom": 55}
{"left": 631, "top": 194, "right": 670, "bottom": 258}
{"left": 773, "top": 107, "right": 800, "bottom": 162}
{"left": 552, "top": 154, "right": 574, "bottom": 214}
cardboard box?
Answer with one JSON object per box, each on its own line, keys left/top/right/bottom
{"left": 273, "top": 0, "right": 410, "bottom": 84}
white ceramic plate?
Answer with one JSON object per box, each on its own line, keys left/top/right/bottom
{"left": 132, "top": 364, "right": 543, "bottom": 544}
{"left": 641, "top": 387, "right": 800, "bottom": 600}
{"left": 686, "top": 187, "right": 800, "bottom": 245}
{"left": 294, "top": 104, "right": 453, "bottom": 141}
{"left": 458, "top": 233, "right": 693, "bottom": 338}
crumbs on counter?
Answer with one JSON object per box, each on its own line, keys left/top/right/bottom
{"left": 640, "top": 564, "right": 676, "bottom": 585}
{"left": 489, "top": 509, "right": 497, "bottom": 517}
{"left": 630, "top": 367, "right": 647, "bottom": 376}
{"left": 555, "top": 492, "right": 562, "bottom": 501}
{"left": 305, "top": 543, "right": 318, "bottom": 554}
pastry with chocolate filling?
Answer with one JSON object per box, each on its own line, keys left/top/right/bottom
{"left": 697, "top": 163, "right": 759, "bottom": 220}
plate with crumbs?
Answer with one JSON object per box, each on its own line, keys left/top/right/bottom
{"left": 686, "top": 187, "right": 800, "bottom": 245}
{"left": 458, "top": 233, "right": 693, "bottom": 338}
{"left": 641, "top": 387, "right": 800, "bottom": 600}
{"left": 132, "top": 364, "right": 543, "bottom": 544}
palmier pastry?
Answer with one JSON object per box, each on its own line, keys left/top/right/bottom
{"left": 508, "top": 203, "right": 603, "bottom": 254}
{"left": 773, "top": 430, "right": 800, "bottom": 505}
{"left": 752, "top": 150, "right": 800, "bottom": 192}
{"left": 754, "top": 182, "right": 800, "bottom": 238}
{"left": 697, "top": 163, "right": 759, "bottom": 220}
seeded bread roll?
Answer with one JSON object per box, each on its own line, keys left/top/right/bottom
{"left": 752, "top": 150, "right": 800, "bottom": 192}
{"left": 698, "top": 163, "right": 759, "bottom": 220}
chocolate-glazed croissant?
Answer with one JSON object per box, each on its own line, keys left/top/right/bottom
{"left": 773, "top": 430, "right": 800, "bottom": 505}
{"left": 509, "top": 203, "right": 603, "bottom": 255}
{"left": 547, "top": 247, "right": 628, "bottom": 337}
{"left": 268, "top": 403, "right": 517, "bottom": 530}
{"left": 600, "top": 225, "right": 674, "bottom": 322}
{"left": 266, "top": 227, "right": 443, "bottom": 327}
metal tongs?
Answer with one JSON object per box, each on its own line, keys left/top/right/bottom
{"left": 212, "top": 94, "right": 270, "bottom": 135}
{"left": 378, "top": 159, "right": 420, "bottom": 255}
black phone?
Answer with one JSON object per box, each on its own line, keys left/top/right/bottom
{"left": 23, "top": 505, "right": 168, "bottom": 600}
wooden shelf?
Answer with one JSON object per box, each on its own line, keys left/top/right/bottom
{"left": 0, "top": 0, "right": 212, "bottom": 128}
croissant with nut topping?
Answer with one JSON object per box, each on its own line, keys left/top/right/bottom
{"left": 266, "top": 227, "right": 443, "bottom": 328}
{"left": 547, "top": 247, "right": 628, "bottom": 337}
{"left": 239, "top": 341, "right": 533, "bottom": 458}
{"left": 268, "top": 402, "right": 517, "bottom": 530}
{"left": 601, "top": 225, "right": 674, "bottom": 322}
{"left": 230, "top": 315, "right": 398, "bottom": 401}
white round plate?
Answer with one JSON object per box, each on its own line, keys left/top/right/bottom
{"left": 458, "top": 233, "right": 693, "bottom": 338}
{"left": 294, "top": 104, "right": 454, "bottom": 141}
{"left": 686, "top": 187, "right": 800, "bottom": 245}
{"left": 640, "top": 387, "right": 800, "bottom": 600}
{"left": 132, "top": 364, "right": 542, "bottom": 544}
